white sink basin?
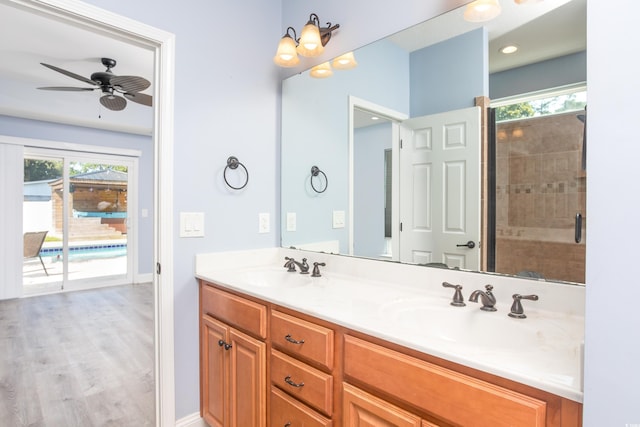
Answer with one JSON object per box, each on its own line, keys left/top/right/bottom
{"left": 229, "top": 267, "right": 314, "bottom": 288}
{"left": 378, "top": 297, "right": 574, "bottom": 353}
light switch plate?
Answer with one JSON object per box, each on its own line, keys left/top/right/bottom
{"left": 259, "top": 212, "right": 270, "bottom": 233}
{"left": 180, "top": 212, "right": 205, "bottom": 237}
{"left": 333, "top": 210, "right": 345, "bottom": 228}
{"left": 286, "top": 212, "right": 296, "bottom": 232}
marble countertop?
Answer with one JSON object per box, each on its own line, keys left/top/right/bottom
{"left": 195, "top": 247, "right": 584, "bottom": 403}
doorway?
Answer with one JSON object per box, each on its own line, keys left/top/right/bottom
{"left": 23, "top": 150, "right": 137, "bottom": 296}
{"left": 1, "top": 0, "right": 176, "bottom": 424}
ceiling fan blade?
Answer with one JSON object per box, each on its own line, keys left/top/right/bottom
{"left": 111, "top": 75, "right": 151, "bottom": 93}
{"left": 40, "top": 63, "right": 98, "bottom": 86}
{"left": 100, "top": 94, "right": 127, "bottom": 111}
{"left": 123, "top": 92, "right": 153, "bottom": 107}
{"left": 38, "top": 86, "right": 97, "bottom": 91}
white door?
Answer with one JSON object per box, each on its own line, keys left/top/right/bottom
{"left": 399, "top": 107, "right": 480, "bottom": 269}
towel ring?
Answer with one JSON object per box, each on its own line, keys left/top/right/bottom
{"left": 310, "top": 166, "right": 328, "bottom": 193}
{"left": 224, "top": 156, "right": 249, "bottom": 190}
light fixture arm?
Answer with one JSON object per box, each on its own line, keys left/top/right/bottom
{"left": 306, "top": 13, "right": 340, "bottom": 47}
{"left": 284, "top": 26, "right": 298, "bottom": 42}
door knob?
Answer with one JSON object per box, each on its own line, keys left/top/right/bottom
{"left": 456, "top": 240, "right": 475, "bottom": 249}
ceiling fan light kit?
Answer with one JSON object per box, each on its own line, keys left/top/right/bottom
{"left": 38, "top": 57, "right": 152, "bottom": 111}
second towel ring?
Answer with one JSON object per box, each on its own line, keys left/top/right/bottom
{"left": 310, "top": 166, "right": 328, "bottom": 193}
{"left": 224, "top": 156, "right": 249, "bottom": 190}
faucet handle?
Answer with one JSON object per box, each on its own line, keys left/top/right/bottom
{"left": 442, "top": 282, "right": 465, "bottom": 307}
{"left": 484, "top": 284, "right": 494, "bottom": 293}
{"left": 284, "top": 256, "right": 296, "bottom": 272}
{"left": 508, "top": 294, "right": 539, "bottom": 319}
{"left": 312, "top": 262, "right": 326, "bottom": 277}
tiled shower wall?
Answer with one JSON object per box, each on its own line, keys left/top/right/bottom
{"left": 495, "top": 112, "right": 586, "bottom": 283}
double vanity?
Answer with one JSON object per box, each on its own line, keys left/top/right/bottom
{"left": 195, "top": 247, "right": 584, "bottom": 426}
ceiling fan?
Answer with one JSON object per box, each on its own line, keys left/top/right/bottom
{"left": 37, "top": 57, "right": 152, "bottom": 111}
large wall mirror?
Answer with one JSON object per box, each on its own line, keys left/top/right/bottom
{"left": 281, "top": 0, "right": 586, "bottom": 285}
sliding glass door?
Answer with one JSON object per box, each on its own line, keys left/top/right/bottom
{"left": 23, "top": 149, "right": 135, "bottom": 295}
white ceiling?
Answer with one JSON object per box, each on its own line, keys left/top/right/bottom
{"left": 0, "top": 1, "right": 155, "bottom": 134}
{"left": 0, "top": 0, "right": 585, "bottom": 134}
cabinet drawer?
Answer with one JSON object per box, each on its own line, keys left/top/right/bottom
{"left": 343, "top": 335, "right": 546, "bottom": 427}
{"left": 271, "top": 310, "right": 334, "bottom": 370}
{"left": 271, "top": 349, "right": 334, "bottom": 416}
{"left": 343, "top": 383, "right": 421, "bottom": 427}
{"left": 270, "top": 386, "right": 332, "bottom": 427}
{"left": 201, "top": 282, "right": 267, "bottom": 339}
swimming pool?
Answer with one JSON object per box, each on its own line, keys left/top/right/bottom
{"left": 40, "top": 243, "right": 127, "bottom": 260}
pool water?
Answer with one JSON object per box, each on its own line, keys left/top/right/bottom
{"left": 41, "top": 244, "right": 127, "bottom": 260}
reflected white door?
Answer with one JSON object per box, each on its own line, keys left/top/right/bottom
{"left": 399, "top": 106, "right": 480, "bottom": 269}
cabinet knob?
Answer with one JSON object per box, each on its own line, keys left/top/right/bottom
{"left": 217, "top": 339, "right": 232, "bottom": 350}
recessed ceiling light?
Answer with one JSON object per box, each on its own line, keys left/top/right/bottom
{"left": 500, "top": 45, "right": 519, "bottom": 54}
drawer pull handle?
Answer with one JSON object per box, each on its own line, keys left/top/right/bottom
{"left": 217, "top": 339, "right": 232, "bottom": 350}
{"left": 284, "top": 375, "right": 304, "bottom": 388}
{"left": 284, "top": 423, "right": 291, "bottom": 427}
{"left": 284, "top": 334, "right": 305, "bottom": 345}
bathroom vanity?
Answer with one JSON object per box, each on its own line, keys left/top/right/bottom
{"left": 196, "top": 248, "right": 584, "bottom": 426}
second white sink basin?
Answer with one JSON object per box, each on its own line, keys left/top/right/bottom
{"left": 378, "top": 297, "right": 576, "bottom": 353}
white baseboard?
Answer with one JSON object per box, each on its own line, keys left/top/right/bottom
{"left": 135, "top": 273, "right": 153, "bottom": 284}
{"left": 175, "top": 412, "right": 206, "bottom": 427}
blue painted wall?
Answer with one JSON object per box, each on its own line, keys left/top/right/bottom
{"left": 410, "top": 28, "right": 488, "bottom": 116}
{"left": 490, "top": 51, "right": 587, "bottom": 99}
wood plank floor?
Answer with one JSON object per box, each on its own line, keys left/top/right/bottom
{"left": 0, "top": 283, "right": 155, "bottom": 427}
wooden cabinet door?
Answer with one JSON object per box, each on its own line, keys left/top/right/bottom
{"left": 229, "top": 327, "right": 266, "bottom": 427}
{"left": 343, "top": 383, "right": 421, "bottom": 427}
{"left": 201, "top": 316, "right": 229, "bottom": 427}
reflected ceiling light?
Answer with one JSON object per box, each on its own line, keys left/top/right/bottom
{"left": 514, "top": 0, "right": 543, "bottom": 3}
{"left": 463, "top": 0, "right": 502, "bottom": 22}
{"left": 273, "top": 27, "right": 300, "bottom": 67}
{"left": 332, "top": 51, "right": 358, "bottom": 70}
{"left": 310, "top": 62, "right": 333, "bottom": 79}
{"left": 500, "top": 45, "right": 519, "bottom": 54}
{"left": 274, "top": 13, "right": 340, "bottom": 67}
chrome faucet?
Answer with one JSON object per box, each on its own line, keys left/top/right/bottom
{"left": 283, "top": 257, "right": 309, "bottom": 274}
{"left": 469, "top": 284, "right": 497, "bottom": 311}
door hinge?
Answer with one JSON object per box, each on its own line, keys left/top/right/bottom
{"left": 400, "top": 222, "right": 403, "bottom": 232}
{"left": 156, "top": 262, "right": 161, "bottom": 275}
{"left": 400, "top": 139, "right": 403, "bottom": 149}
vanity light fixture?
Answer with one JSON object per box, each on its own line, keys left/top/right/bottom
{"left": 463, "top": 0, "right": 502, "bottom": 22}
{"left": 273, "top": 27, "right": 300, "bottom": 67}
{"left": 310, "top": 62, "right": 333, "bottom": 79}
{"left": 332, "top": 51, "right": 358, "bottom": 70}
{"left": 274, "top": 13, "right": 340, "bottom": 67}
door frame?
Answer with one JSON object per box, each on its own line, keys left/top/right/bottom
{"left": 348, "top": 96, "right": 408, "bottom": 258}
{"left": 2, "top": 0, "right": 176, "bottom": 424}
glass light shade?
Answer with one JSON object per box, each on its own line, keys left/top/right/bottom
{"left": 332, "top": 52, "right": 358, "bottom": 70}
{"left": 297, "top": 22, "right": 324, "bottom": 57}
{"left": 463, "top": 0, "right": 502, "bottom": 22}
{"left": 310, "top": 62, "right": 333, "bottom": 79}
{"left": 273, "top": 35, "right": 300, "bottom": 67}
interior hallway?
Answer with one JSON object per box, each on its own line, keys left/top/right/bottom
{"left": 0, "top": 283, "right": 155, "bottom": 427}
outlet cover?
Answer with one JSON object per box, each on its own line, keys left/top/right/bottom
{"left": 259, "top": 212, "right": 270, "bottom": 233}
{"left": 286, "top": 212, "right": 296, "bottom": 232}
{"left": 333, "top": 210, "right": 345, "bottom": 229}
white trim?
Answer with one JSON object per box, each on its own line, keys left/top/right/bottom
{"left": 3, "top": 0, "right": 176, "bottom": 425}
{"left": 4, "top": 134, "right": 142, "bottom": 157}
{"left": 490, "top": 82, "right": 587, "bottom": 107}
{"left": 175, "top": 413, "right": 207, "bottom": 427}
{"left": 347, "top": 96, "right": 408, "bottom": 256}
